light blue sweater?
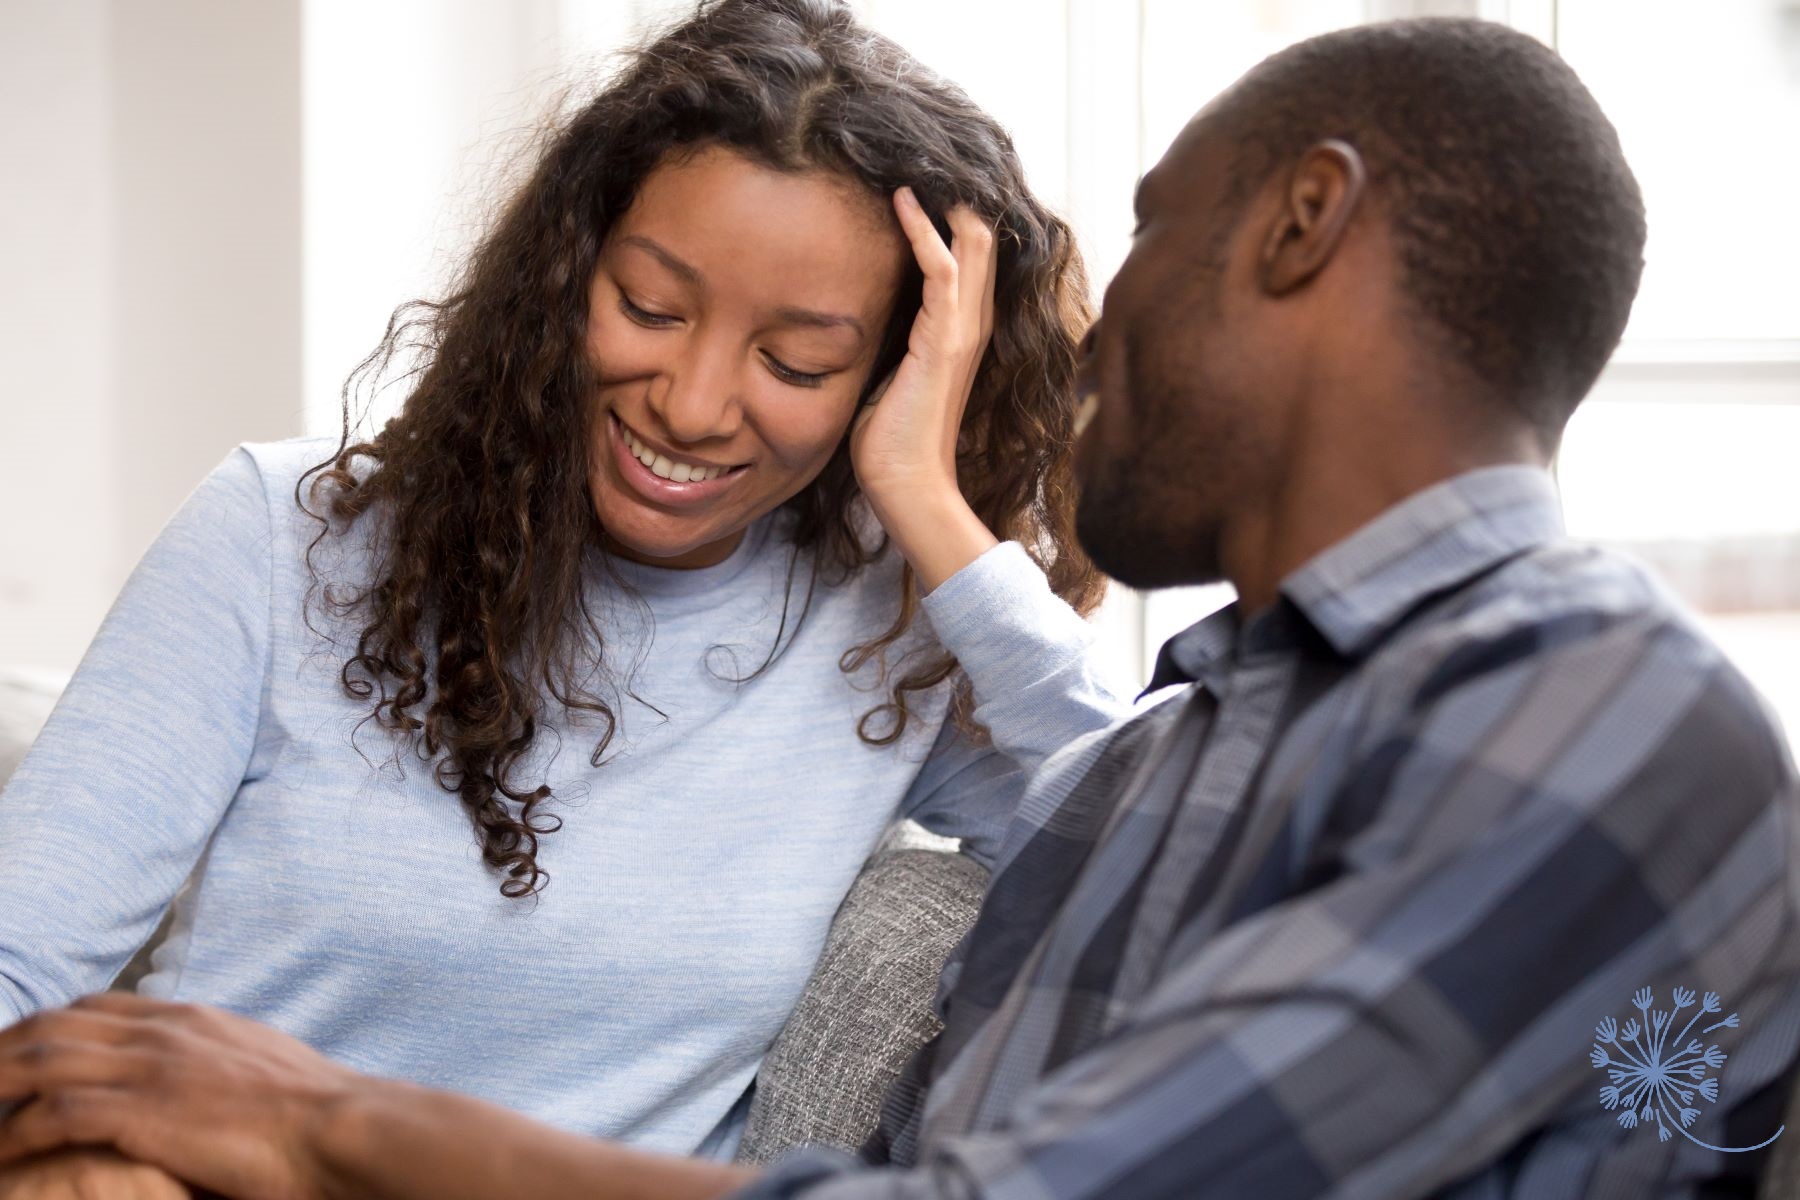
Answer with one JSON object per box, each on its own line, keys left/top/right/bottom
{"left": 0, "top": 437, "right": 1124, "bottom": 1156}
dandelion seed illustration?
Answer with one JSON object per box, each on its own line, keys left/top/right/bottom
{"left": 1589, "top": 986, "right": 1785, "bottom": 1153}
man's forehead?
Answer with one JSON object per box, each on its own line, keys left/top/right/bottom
{"left": 1140, "top": 108, "right": 1231, "bottom": 212}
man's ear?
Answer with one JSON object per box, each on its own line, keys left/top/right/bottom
{"left": 1256, "top": 138, "right": 1367, "bottom": 296}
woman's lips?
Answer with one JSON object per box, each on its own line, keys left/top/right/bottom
{"left": 608, "top": 412, "right": 747, "bottom": 508}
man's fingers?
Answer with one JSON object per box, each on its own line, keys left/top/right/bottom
{"left": 66, "top": 995, "right": 182, "bottom": 1020}
{"left": 0, "top": 1015, "right": 159, "bottom": 1102}
{"left": 0, "top": 1088, "right": 129, "bottom": 1165}
{"left": 0, "top": 1040, "right": 157, "bottom": 1101}
{"left": 0, "top": 1011, "right": 142, "bottom": 1059}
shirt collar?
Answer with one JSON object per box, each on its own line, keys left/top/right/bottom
{"left": 1141, "top": 466, "right": 1564, "bottom": 696}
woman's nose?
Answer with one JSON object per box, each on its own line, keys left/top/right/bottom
{"left": 652, "top": 337, "right": 743, "bottom": 445}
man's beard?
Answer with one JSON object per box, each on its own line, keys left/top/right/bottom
{"left": 1076, "top": 475, "right": 1224, "bottom": 590}
{"left": 1074, "top": 340, "right": 1224, "bottom": 591}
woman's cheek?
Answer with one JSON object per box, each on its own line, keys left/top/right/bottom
{"left": 585, "top": 310, "right": 668, "bottom": 379}
{"left": 749, "top": 381, "right": 861, "bottom": 472}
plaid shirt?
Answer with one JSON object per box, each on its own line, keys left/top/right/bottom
{"left": 737, "top": 466, "right": 1800, "bottom": 1200}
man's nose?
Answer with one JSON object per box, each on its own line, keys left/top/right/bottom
{"left": 1074, "top": 321, "right": 1101, "bottom": 380}
{"left": 1077, "top": 322, "right": 1100, "bottom": 359}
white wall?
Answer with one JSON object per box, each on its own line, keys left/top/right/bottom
{"left": 0, "top": 0, "right": 302, "bottom": 672}
{"left": 1, "top": 1, "right": 118, "bottom": 672}
{"left": 302, "top": 0, "right": 562, "bottom": 434}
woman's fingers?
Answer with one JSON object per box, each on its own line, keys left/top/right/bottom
{"left": 893, "top": 187, "right": 957, "bottom": 284}
{"left": 892, "top": 190, "right": 998, "bottom": 416}
{"left": 935, "top": 204, "right": 998, "bottom": 405}
{"left": 0, "top": 1149, "right": 190, "bottom": 1200}
{"left": 979, "top": 220, "right": 999, "bottom": 345}
{"left": 942, "top": 204, "right": 996, "bottom": 320}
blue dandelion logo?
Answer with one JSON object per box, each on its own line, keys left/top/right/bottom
{"left": 1590, "top": 986, "right": 1784, "bottom": 1153}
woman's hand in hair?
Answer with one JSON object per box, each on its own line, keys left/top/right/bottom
{"left": 850, "top": 191, "right": 1002, "bottom": 593}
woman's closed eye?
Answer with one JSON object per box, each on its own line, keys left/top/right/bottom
{"left": 761, "top": 351, "right": 832, "bottom": 388}
{"left": 616, "top": 286, "right": 835, "bottom": 388}
{"left": 619, "top": 294, "right": 681, "bottom": 328}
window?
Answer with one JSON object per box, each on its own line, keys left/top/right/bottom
{"left": 1549, "top": 0, "right": 1800, "bottom": 738}
{"left": 311, "top": 0, "right": 1799, "bottom": 734}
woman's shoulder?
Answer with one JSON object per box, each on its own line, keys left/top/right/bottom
{"left": 201, "top": 435, "right": 382, "bottom": 594}
{"left": 231, "top": 434, "right": 350, "bottom": 500}
{"left": 222, "top": 435, "right": 380, "bottom": 540}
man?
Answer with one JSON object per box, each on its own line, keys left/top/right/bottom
{"left": 2, "top": 16, "right": 1795, "bottom": 1200}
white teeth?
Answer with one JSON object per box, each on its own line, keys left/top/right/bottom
{"left": 618, "top": 417, "right": 731, "bottom": 483}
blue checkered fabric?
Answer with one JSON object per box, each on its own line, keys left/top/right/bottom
{"left": 737, "top": 466, "right": 1800, "bottom": 1199}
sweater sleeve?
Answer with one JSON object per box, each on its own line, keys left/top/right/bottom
{"left": 899, "top": 543, "right": 1128, "bottom": 869}
{"left": 0, "top": 448, "right": 273, "bottom": 1025}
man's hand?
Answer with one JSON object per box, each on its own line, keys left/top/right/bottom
{"left": 0, "top": 994, "right": 756, "bottom": 1200}
{"left": 0, "top": 1150, "right": 190, "bottom": 1200}
{"left": 0, "top": 994, "right": 357, "bottom": 1200}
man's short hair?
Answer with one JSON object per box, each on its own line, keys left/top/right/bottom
{"left": 1214, "top": 18, "right": 1647, "bottom": 440}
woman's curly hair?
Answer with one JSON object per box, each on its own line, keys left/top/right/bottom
{"left": 301, "top": 0, "right": 1103, "bottom": 898}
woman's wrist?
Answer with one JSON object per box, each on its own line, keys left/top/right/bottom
{"left": 864, "top": 478, "right": 999, "bottom": 594}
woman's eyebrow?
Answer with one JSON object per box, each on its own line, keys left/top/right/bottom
{"left": 770, "top": 306, "right": 864, "bottom": 339}
{"left": 619, "top": 234, "right": 863, "bottom": 338}
{"left": 619, "top": 235, "right": 701, "bottom": 285}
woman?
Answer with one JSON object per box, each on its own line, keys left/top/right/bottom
{"left": 0, "top": 0, "right": 1119, "bottom": 1168}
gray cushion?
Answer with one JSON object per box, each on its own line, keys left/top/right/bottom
{"left": 736, "top": 846, "right": 987, "bottom": 1164}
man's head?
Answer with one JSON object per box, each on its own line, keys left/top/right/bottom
{"left": 1075, "top": 19, "right": 1646, "bottom": 590}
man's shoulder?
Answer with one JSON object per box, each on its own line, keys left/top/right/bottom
{"left": 1362, "top": 537, "right": 1793, "bottom": 789}
{"left": 1377, "top": 538, "right": 1732, "bottom": 698}
{"left": 987, "top": 697, "right": 1187, "bottom": 873}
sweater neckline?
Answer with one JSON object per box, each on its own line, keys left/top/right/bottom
{"left": 589, "top": 513, "right": 782, "bottom": 613}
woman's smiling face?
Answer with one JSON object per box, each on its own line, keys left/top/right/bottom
{"left": 585, "top": 143, "right": 909, "bottom": 568}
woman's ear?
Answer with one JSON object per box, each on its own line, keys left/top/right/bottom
{"left": 1257, "top": 138, "right": 1367, "bottom": 297}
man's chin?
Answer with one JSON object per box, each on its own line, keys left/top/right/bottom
{"left": 1076, "top": 498, "right": 1218, "bottom": 591}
